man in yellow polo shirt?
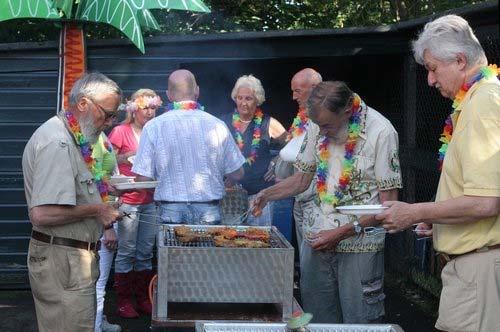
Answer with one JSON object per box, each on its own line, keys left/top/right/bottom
{"left": 375, "top": 15, "right": 500, "bottom": 332}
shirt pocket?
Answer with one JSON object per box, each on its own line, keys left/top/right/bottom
{"left": 77, "top": 171, "right": 95, "bottom": 196}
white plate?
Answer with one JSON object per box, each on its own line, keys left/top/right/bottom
{"left": 109, "top": 175, "right": 136, "bottom": 185}
{"left": 336, "top": 204, "right": 388, "bottom": 215}
{"left": 114, "top": 181, "right": 158, "bottom": 190}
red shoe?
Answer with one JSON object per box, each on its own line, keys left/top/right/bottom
{"left": 134, "top": 269, "right": 154, "bottom": 316}
{"left": 114, "top": 272, "right": 139, "bottom": 318}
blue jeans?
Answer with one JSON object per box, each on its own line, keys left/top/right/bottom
{"left": 115, "top": 203, "right": 157, "bottom": 273}
{"left": 159, "top": 202, "right": 221, "bottom": 225}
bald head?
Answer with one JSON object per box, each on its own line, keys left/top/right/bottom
{"left": 291, "top": 68, "right": 322, "bottom": 110}
{"left": 167, "top": 69, "right": 199, "bottom": 102}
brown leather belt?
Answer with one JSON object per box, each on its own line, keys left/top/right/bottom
{"left": 438, "top": 243, "right": 500, "bottom": 264}
{"left": 31, "top": 230, "right": 100, "bottom": 251}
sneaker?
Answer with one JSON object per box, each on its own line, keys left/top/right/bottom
{"left": 102, "top": 315, "right": 122, "bottom": 332}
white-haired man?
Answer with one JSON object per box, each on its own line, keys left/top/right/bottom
{"left": 22, "top": 72, "right": 122, "bottom": 331}
{"left": 376, "top": 15, "right": 500, "bottom": 332}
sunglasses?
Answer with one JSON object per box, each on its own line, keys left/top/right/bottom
{"left": 87, "top": 98, "right": 119, "bottom": 121}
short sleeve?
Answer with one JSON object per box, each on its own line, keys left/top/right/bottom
{"left": 222, "top": 124, "right": 245, "bottom": 174}
{"left": 30, "top": 140, "right": 76, "bottom": 207}
{"left": 461, "top": 91, "right": 500, "bottom": 197}
{"left": 294, "top": 123, "right": 318, "bottom": 173}
{"left": 132, "top": 126, "right": 155, "bottom": 179}
{"left": 374, "top": 128, "right": 403, "bottom": 190}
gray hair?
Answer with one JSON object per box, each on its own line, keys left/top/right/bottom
{"left": 69, "top": 72, "right": 122, "bottom": 106}
{"left": 412, "top": 14, "right": 487, "bottom": 68}
{"left": 231, "top": 74, "right": 266, "bottom": 106}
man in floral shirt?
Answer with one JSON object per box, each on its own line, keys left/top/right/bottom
{"left": 253, "top": 81, "right": 401, "bottom": 323}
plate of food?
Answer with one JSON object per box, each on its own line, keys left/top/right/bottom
{"left": 114, "top": 181, "right": 159, "bottom": 190}
{"left": 336, "top": 204, "right": 388, "bottom": 215}
{"left": 109, "top": 175, "right": 136, "bottom": 185}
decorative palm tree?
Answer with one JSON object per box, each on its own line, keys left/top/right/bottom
{"left": 0, "top": 0, "right": 210, "bottom": 110}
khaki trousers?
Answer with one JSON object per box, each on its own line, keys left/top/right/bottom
{"left": 436, "top": 248, "right": 500, "bottom": 332}
{"left": 28, "top": 239, "right": 99, "bottom": 332}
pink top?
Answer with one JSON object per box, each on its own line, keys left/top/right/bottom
{"left": 108, "top": 123, "right": 153, "bottom": 205}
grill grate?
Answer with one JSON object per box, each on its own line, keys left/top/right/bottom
{"left": 164, "top": 226, "right": 285, "bottom": 248}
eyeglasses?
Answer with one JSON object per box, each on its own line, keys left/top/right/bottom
{"left": 87, "top": 98, "right": 119, "bottom": 121}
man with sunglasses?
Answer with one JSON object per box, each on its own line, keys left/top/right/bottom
{"left": 22, "top": 72, "right": 122, "bottom": 332}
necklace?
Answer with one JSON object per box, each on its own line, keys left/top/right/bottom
{"left": 287, "top": 107, "right": 308, "bottom": 141}
{"left": 64, "top": 112, "right": 110, "bottom": 202}
{"left": 438, "top": 64, "right": 499, "bottom": 170}
{"left": 167, "top": 101, "right": 203, "bottom": 111}
{"left": 316, "top": 94, "right": 362, "bottom": 206}
{"left": 232, "top": 108, "right": 264, "bottom": 165}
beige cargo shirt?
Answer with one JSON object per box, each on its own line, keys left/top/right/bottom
{"left": 22, "top": 114, "right": 103, "bottom": 243}
{"left": 295, "top": 101, "right": 402, "bottom": 252}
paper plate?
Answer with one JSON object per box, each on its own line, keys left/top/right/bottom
{"left": 114, "top": 181, "right": 158, "bottom": 190}
{"left": 336, "top": 204, "right": 388, "bottom": 215}
{"left": 109, "top": 175, "right": 136, "bottom": 185}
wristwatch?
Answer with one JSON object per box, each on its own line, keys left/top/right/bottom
{"left": 352, "top": 220, "right": 362, "bottom": 234}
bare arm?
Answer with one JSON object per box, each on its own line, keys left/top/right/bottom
{"left": 30, "top": 204, "right": 120, "bottom": 228}
{"left": 377, "top": 195, "right": 500, "bottom": 233}
{"left": 269, "top": 117, "right": 287, "bottom": 140}
{"left": 252, "top": 171, "right": 314, "bottom": 215}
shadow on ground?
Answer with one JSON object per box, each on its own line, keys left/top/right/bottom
{"left": 0, "top": 272, "right": 439, "bottom": 332}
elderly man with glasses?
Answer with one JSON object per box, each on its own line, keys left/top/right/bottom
{"left": 22, "top": 72, "right": 122, "bottom": 332}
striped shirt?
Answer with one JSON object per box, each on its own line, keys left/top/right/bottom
{"left": 132, "top": 106, "right": 245, "bottom": 202}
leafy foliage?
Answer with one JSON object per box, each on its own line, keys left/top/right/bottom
{"left": 0, "top": 0, "right": 490, "bottom": 44}
{"left": 0, "top": 0, "right": 210, "bottom": 52}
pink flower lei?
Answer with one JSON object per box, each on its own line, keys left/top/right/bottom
{"left": 124, "top": 95, "right": 162, "bottom": 113}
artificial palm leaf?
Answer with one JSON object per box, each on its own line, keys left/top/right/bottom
{"left": 0, "top": 0, "right": 60, "bottom": 21}
{"left": 138, "top": 9, "right": 161, "bottom": 31}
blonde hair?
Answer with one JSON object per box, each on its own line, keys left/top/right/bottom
{"left": 231, "top": 74, "right": 266, "bottom": 106}
{"left": 122, "top": 88, "right": 159, "bottom": 124}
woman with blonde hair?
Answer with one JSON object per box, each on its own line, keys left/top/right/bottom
{"left": 108, "top": 89, "right": 162, "bottom": 318}
{"left": 221, "top": 75, "right": 287, "bottom": 225}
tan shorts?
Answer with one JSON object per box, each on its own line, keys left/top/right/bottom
{"left": 435, "top": 248, "right": 500, "bottom": 332}
{"left": 28, "top": 239, "right": 99, "bottom": 332}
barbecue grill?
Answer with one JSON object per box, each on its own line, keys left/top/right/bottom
{"left": 155, "top": 225, "right": 295, "bottom": 321}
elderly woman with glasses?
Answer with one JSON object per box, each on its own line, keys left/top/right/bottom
{"left": 221, "top": 74, "right": 287, "bottom": 226}
{"left": 108, "top": 89, "right": 162, "bottom": 319}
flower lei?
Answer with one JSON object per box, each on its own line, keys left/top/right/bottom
{"left": 316, "top": 94, "right": 362, "bottom": 206}
{"left": 438, "top": 64, "right": 500, "bottom": 171}
{"left": 287, "top": 107, "right": 308, "bottom": 141}
{"left": 124, "top": 95, "right": 162, "bottom": 113}
{"left": 166, "top": 101, "right": 203, "bottom": 111}
{"left": 64, "top": 112, "right": 110, "bottom": 202}
{"left": 232, "top": 108, "right": 264, "bottom": 165}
